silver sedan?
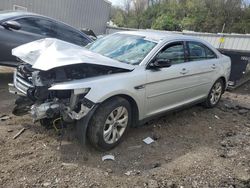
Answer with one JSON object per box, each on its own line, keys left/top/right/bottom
{"left": 9, "top": 31, "right": 231, "bottom": 150}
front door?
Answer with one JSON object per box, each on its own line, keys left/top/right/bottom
{"left": 145, "top": 41, "right": 193, "bottom": 117}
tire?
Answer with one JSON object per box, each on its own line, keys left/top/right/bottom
{"left": 203, "top": 79, "right": 224, "bottom": 108}
{"left": 87, "top": 97, "right": 131, "bottom": 151}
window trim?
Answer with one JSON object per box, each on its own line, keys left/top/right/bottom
{"left": 146, "top": 40, "right": 187, "bottom": 69}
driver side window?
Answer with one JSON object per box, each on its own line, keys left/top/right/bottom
{"left": 155, "top": 42, "right": 185, "bottom": 64}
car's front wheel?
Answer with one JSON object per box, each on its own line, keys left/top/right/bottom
{"left": 204, "top": 79, "right": 224, "bottom": 108}
{"left": 87, "top": 97, "right": 131, "bottom": 151}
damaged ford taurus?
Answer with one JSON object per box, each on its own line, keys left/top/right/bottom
{"left": 9, "top": 31, "right": 231, "bottom": 150}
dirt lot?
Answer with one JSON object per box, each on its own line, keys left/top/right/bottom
{"left": 0, "top": 66, "right": 249, "bottom": 188}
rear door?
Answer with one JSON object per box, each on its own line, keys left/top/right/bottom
{"left": 185, "top": 41, "right": 219, "bottom": 96}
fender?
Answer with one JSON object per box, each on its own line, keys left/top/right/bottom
{"left": 76, "top": 103, "right": 99, "bottom": 145}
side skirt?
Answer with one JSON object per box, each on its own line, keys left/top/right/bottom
{"left": 137, "top": 98, "right": 207, "bottom": 127}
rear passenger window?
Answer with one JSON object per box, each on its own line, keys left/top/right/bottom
{"left": 188, "top": 42, "right": 217, "bottom": 61}
{"left": 156, "top": 42, "right": 185, "bottom": 64}
{"left": 54, "top": 23, "right": 90, "bottom": 46}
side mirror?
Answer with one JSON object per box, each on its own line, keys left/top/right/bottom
{"left": 149, "top": 59, "right": 172, "bottom": 69}
{"left": 1, "top": 20, "right": 21, "bottom": 30}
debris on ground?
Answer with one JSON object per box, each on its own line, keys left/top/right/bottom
{"left": 214, "top": 115, "right": 220, "bottom": 119}
{"left": 0, "top": 115, "right": 10, "bottom": 121}
{"left": 143, "top": 137, "right": 154, "bottom": 144}
{"left": 124, "top": 170, "right": 132, "bottom": 176}
{"left": 13, "top": 128, "right": 26, "bottom": 139}
{"left": 102, "top": 155, "right": 115, "bottom": 161}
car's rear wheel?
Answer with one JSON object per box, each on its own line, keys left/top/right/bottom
{"left": 87, "top": 97, "right": 131, "bottom": 151}
{"left": 204, "top": 79, "right": 224, "bottom": 108}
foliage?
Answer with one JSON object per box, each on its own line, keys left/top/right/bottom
{"left": 152, "top": 15, "right": 181, "bottom": 31}
{"left": 110, "top": 0, "right": 250, "bottom": 34}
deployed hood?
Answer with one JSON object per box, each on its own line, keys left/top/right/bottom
{"left": 12, "top": 38, "right": 135, "bottom": 71}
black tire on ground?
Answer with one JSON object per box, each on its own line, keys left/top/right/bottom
{"left": 86, "top": 97, "right": 131, "bottom": 151}
{"left": 203, "top": 78, "right": 224, "bottom": 108}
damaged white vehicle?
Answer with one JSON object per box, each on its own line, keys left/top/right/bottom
{"left": 9, "top": 31, "right": 231, "bottom": 150}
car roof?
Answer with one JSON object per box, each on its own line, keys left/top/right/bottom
{"left": 117, "top": 30, "right": 198, "bottom": 43}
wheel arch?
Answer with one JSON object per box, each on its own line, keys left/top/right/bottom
{"left": 218, "top": 76, "right": 227, "bottom": 93}
{"left": 77, "top": 94, "right": 140, "bottom": 145}
{"left": 100, "top": 94, "right": 140, "bottom": 127}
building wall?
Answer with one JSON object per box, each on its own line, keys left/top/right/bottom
{"left": 0, "top": 0, "right": 111, "bottom": 34}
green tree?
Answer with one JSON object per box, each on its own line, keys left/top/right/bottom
{"left": 110, "top": 0, "right": 250, "bottom": 34}
{"left": 152, "top": 15, "right": 181, "bottom": 30}
{"left": 111, "top": 7, "right": 126, "bottom": 27}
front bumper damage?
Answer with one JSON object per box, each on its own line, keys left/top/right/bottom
{"left": 9, "top": 71, "right": 32, "bottom": 96}
{"left": 9, "top": 70, "right": 95, "bottom": 123}
{"left": 28, "top": 97, "right": 95, "bottom": 122}
{"left": 9, "top": 76, "right": 97, "bottom": 144}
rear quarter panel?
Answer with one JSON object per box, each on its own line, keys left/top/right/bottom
{"left": 219, "top": 55, "right": 231, "bottom": 85}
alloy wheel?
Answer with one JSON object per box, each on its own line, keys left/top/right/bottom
{"left": 210, "top": 82, "right": 222, "bottom": 105}
{"left": 103, "top": 106, "right": 128, "bottom": 144}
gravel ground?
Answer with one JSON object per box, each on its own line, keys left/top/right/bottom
{"left": 0, "top": 66, "right": 249, "bottom": 188}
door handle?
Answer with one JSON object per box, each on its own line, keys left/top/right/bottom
{"left": 180, "top": 68, "right": 189, "bottom": 75}
{"left": 211, "top": 64, "right": 217, "bottom": 69}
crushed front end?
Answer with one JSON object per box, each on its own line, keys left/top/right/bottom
{"left": 9, "top": 63, "right": 95, "bottom": 123}
{"left": 8, "top": 38, "right": 134, "bottom": 128}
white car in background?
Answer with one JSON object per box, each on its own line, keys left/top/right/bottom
{"left": 9, "top": 31, "right": 231, "bottom": 150}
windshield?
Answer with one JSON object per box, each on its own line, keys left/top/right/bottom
{"left": 86, "top": 33, "right": 157, "bottom": 65}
